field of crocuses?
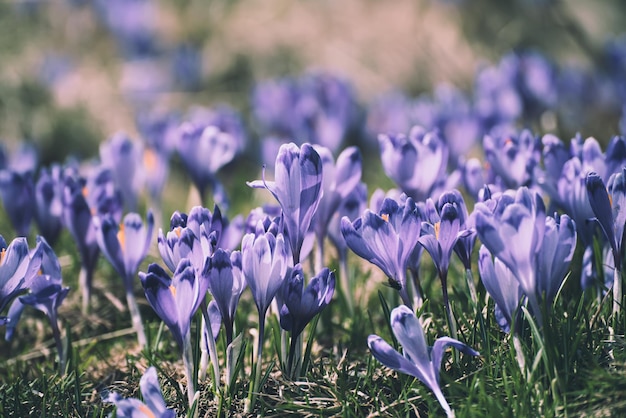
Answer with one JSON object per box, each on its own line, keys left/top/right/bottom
{"left": 4, "top": 1, "right": 626, "bottom": 417}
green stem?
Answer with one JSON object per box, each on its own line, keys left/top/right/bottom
{"left": 79, "top": 267, "right": 93, "bottom": 315}
{"left": 441, "top": 272, "right": 457, "bottom": 341}
{"left": 50, "top": 315, "right": 65, "bottom": 375}
{"left": 339, "top": 254, "right": 354, "bottom": 314}
{"left": 246, "top": 311, "right": 266, "bottom": 414}
{"left": 465, "top": 268, "right": 478, "bottom": 307}
{"left": 182, "top": 333, "right": 196, "bottom": 411}
{"left": 201, "top": 303, "right": 221, "bottom": 392}
{"left": 612, "top": 266, "right": 622, "bottom": 335}
{"left": 124, "top": 280, "right": 146, "bottom": 348}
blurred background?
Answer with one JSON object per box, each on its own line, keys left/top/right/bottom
{"left": 1, "top": 0, "right": 626, "bottom": 173}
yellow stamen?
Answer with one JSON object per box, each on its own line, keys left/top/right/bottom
{"left": 81, "top": 186, "right": 89, "bottom": 198}
{"left": 169, "top": 284, "right": 177, "bottom": 297}
{"left": 143, "top": 149, "right": 157, "bottom": 172}
{"left": 0, "top": 248, "right": 5, "bottom": 264}
{"left": 117, "top": 224, "right": 126, "bottom": 253}
{"left": 504, "top": 138, "right": 513, "bottom": 147}
{"left": 137, "top": 404, "right": 156, "bottom": 418}
{"left": 381, "top": 213, "right": 389, "bottom": 222}
{"left": 434, "top": 222, "right": 441, "bottom": 240}
{"left": 608, "top": 188, "right": 613, "bottom": 207}
{"left": 174, "top": 226, "right": 182, "bottom": 238}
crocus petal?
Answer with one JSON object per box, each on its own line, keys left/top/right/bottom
{"left": 419, "top": 234, "right": 443, "bottom": 274}
{"left": 586, "top": 172, "right": 617, "bottom": 255}
{"left": 174, "top": 260, "right": 201, "bottom": 342}
{"left": 207, "top": 299, "right": 222, "bottom": 340}
{"left": 431, "top": 337, "right": 480, "bottom": 378}
{"left": 140, "top": 264, "right": 181, "bottom": 347}
{"left": 535, "top": 215, "right": 576, "bottom": 301}
{"left": 478, "top": 246, "right": 521, "bottom": 332}
{"left": 139, "top": 367, "right": 172, "bottom": 416}
{"left": 94, "top": 215, "right": 125, "bottom": 278}
{"left": 390, "top": 306, "right": 432, "bottom": 380}
{"left": 609, "top": 168, "right": 626, "bottom": 256}
{"left": 367, "top": 334, "right": 425, "bottom": 381}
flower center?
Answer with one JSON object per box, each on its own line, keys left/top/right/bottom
{"left": 143, "top": 149, "right": 158, "bottom": 172}
{"left": 117, "top": 224, "right": 126, "bottom": 253}
{"left": 138, "top": 404, "right": 156, "bottom": 418}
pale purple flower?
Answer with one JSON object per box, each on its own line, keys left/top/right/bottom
{"left": 0, "top": 169, "right": 35, "bottom": 237}
{"left": 241, "top": 229, "right": 292, "bottom": 318}
{"left": 341, "top": 197, "right": 421, "bottom": 307}
{"left": 378, "top": 126, "right": 450, "bottom": 201}
{"left": 105, "top": 367, "right": 175, "bottom": 418}
{"left": 140, "top": 259, "right": 209, "bottom": 351}
{"left": 368, "top": 305, "right": 479, "bottom": 417}
{"left": 248, "top": 142, "right": 323, "bottom": 264}
{"left": 206, "top": 249, "right": 246, "bottom": 344}
{"left": 279, "top": 264, "right": 335, "bottom": 340}
{"left": 100, "top": 133, "right": 143, "bottom": 211}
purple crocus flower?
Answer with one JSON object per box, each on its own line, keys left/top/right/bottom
{"left": 248, "top": 142, "right": 324, "bottom": 264}
{"left": 328, "top": 182, "right": 367, "bottom": 312}
{"left": 482, "top": 129, "right": 540, "bottom": 189}
{"left": 176, "top": 121, "right": 239, "bottom": 208}
{"left": 280, "top": 265, "right": 335, "bottom": 340}
{"left": 295, "top": 72, "right": 358, "bottom": 152}
{"left": 378, "top": 126, "right": 451, "bottom": 202}
{"left": 586, "top": 171, "right": 624, "bottom": 269}
{"left": 604, "top": 136, "right": 626, "bottom": 181}
{"left": 158, "top": 205, "right": 243, "bottom": 274}
{"left": 475, "top": 188, "right": 546, "bottom": 305}
{"left": 140, "top": 259, "right": 208, "bottom": 351}
{"left": 419, "top": 199, "right": 471, "bottom": 335}
{"left": 437, "top": 190, "right": 476, "bottom": 271}
{"left": 136, "top": 109, "right": 179, "bottom": 157}
{"left": 538, "top": 134, "right": 571, "bottom": 209}
{"left": 105, "top": 366, "right": 175, "bottom": 418}
{"left": 586, "top": 169, "right": 626, "bottom": 317}
{"left": 478, "top": 246, "right": 523, "bottom": 333}
{"left": 241, "top": 225, "right": 292, "bottom": 411}
{"left": 253, "top": 73, "right": 357, "bottom": 153}
{"left": 158, "top": 210, "right": 208, "bottom": 274}
{"left": 368, "top": 305, "right": 479, "bottom": 417}
{"left": 475, "top": 188, "right": 576, "bottom": 325}
{"left": 461, "top": 158, "right": 488, "bottom": 200}
{"left": 95, "top": 211, "right": 154, "bottom": 283}
{"left": 0, "top": 169, "right": 35, "bottom": 237}
{"left": 312, "top": 145, "right": 362, "bottom": 270}
{"left": 557, "top": 157, "right": 596, "bottom": 246}
{"left": 242, "top": 228, "right": 292, "bottom": 321}
{"left": 341, "top": 197, "right": 421, "bottom": 308}
{"left": 62, "top": 174, "right": 106, "bottom": 312}
{"left": 94, "top": 211, "right": 154, "bottom": 347}
{"left": 141, "top": 145, "right": 169, "bottom": 208}
{"left": 536, "top": 214, "right": 577, "bottom": 302}
{"left": 0, "top": 236, "right": 42, "bottom": 324}
{"left": 34, "top": 165, "right": 65, "bottom": 245}
{"left": 6, "top": 237, "right": 69, "bottom": 371}
{"left": 328, "top": 182, "right": 368, "bottom": 261}
{"left": 279, "top": 265, "right": 335, "bottom": 377}
{"left": 100, "top": 133, "right": 143, "bottom": 211}
{"left": 206, "top": 248, "right": 245, "bottom": 345}
{"left": 473, "top": 58, "right": 522, "bottom": 129}
{"left": 140, "top": 259, "right": 210, "bottom": 406}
